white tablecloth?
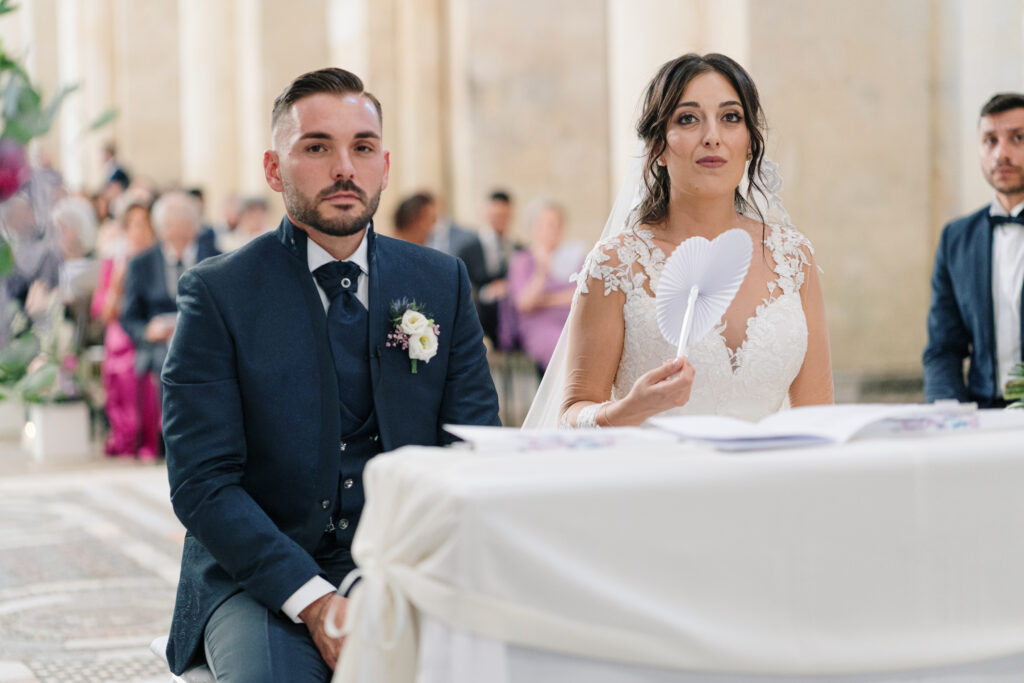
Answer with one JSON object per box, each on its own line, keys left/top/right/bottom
{"left": 334, "top": 430, "right": 1024, "bottom": 682}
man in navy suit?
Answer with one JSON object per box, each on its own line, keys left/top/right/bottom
{"left": 161, "top": 68, "right": 500, "bottom": 680}
{"left": 924, "top": 93, "right": 1024, "bottom": 407}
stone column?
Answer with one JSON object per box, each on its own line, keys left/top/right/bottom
{"left": 113, "top": 0, "right": 182, "bottom": 189}
{"left": 179, "top": 0, "right": 239, "bottom": 223}
{"left": 56, "top": 0, "right": 117, "bottom": 192}
{"left": 446, "top": 0, "right": 611, "bottom": 243}
{"left": 14, "top": 0, "right": 63, "bottom": 170}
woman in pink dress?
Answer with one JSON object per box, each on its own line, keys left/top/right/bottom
{"left": 91, "top": 200, "right": 158, "bottom": 458}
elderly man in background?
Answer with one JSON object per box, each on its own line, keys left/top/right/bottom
{"left": 120, "top": 191, "right": 219, "bottom": 458}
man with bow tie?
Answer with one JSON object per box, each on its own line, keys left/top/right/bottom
{"left": 160, "top": 68, "right": 500, "bottom": 681}
{"left": 925, "top": 93, "right": 1024, "bottom": 406}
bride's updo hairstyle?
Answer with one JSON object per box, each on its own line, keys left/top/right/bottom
{"left": 633, "top": 53, "right": 767, "bottom": 228}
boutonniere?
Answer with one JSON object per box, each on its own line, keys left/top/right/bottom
{"left": 386, "top": 299, "right": 440, "bottom": 374}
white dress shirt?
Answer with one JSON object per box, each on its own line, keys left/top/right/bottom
{"left": 162, "top": 242, "right": 197, "bottom": 298}
{"left": 478, "top": 224, "right": 504, "bottom": 278}
{"left": 991, "top": 198, "right": 1024, "bottom": 396}
{"left": 280, "top": 228, "right": 371, "bottom": 623}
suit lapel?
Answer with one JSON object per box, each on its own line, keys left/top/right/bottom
{"left": 973, "top": 214, "right": 997, "bottom": 382}
{"left": 366, "top": 226, "right": 390, "bottom": 440}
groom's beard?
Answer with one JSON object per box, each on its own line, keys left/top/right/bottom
{"left": 284, "top": 178, "right": 383, "bottom": 237}
{"left": 987, "top": 162, "right": 1024, "bottom": 197}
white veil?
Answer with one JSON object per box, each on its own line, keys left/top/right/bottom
{"left": 520, "top": 142, "right": 791, "bottom": 430}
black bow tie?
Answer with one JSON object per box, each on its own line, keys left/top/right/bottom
{"left": 989, "top": 213, "right": 1024, "bottom": 227}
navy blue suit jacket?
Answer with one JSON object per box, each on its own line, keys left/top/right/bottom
{"left": 923, "top": 206, "right": 1022, "bottom": 405}
{"left": 161, "top": 218, "right": 499, "bottom": 674}
{"left": 121, "top": 241, "right": 220, "bottom": 374}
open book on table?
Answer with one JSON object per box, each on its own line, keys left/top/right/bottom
{"left": 647, "top": 402, "right": 1003, "bottom": 451}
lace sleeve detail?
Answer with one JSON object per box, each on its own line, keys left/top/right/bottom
{"left": 570, "top": 231, "right": 658, "bottom": 302}
{"left": 764, "top": 225, "right": 816, "bottom": 298}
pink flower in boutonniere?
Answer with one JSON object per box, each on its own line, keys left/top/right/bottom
{"left": 385, "top": 299, "right": 440, "bottom": 374}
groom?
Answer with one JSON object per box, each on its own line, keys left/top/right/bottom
{"left": 161, "top": 68, "right": 500, "bottom": 680}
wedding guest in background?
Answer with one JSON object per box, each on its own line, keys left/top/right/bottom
{"left": 51, "top": 196, "right": 101, "bottom": 345}
{"left": 508, "top": 200, "right": 580, "bottom": 375}
{"left": 102, "top": 141, "right": 131, "bottom": 191}
{"left": 477, "top": 189, "right": 521, "bottom": 346}
{"left": 92, "top": 199, "right": 157, "bottom": 456}
{"left": 427, "top": 196, "right": 489, "bottom": 289}
{"left": 924, "top": 93, "right": 1024, "bottom": 407}
{"left": 218, "top": 196, "right": 270, "bottom": 252}
{"left": 393, "top": 192, "right": 438, "bottom": 245}
{"left": 121, "top": 190, "right": 219, "bottom": 458}
{"left": 2, "top": 192, "right": 60, "bottom": 308}
{"left": 186, "top": 187, "right": 220, "bottom": 254}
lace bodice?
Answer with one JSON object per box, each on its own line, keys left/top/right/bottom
{"left": 573, "top": 224, "right": 812, "bottom": 422}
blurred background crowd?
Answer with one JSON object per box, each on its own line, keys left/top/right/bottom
{"left": 1, "top": 0, "right": 1023, "bottom": 458}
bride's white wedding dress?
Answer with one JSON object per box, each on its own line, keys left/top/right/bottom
{"left": 572, "top": 223, "right": 813, "bottom": 423}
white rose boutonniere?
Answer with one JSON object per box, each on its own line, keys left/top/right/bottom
{"left": 399, "top": 310, "right": 430, "bottom": 336}
{"left": 386, "top": 299, "right": 441, "bottom": 374}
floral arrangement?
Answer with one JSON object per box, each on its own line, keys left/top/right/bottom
{"left": 386, "top": 299, "right": 439, "bottom": 374}
{"left": 1005, "top": 363, "right": 1024, "bottom": 409}
{"left": 14, "top": 297, "right": 95, "bottom": 404}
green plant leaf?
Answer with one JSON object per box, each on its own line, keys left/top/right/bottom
{"left": 0, "top": 239, "right": 12, "bottom": 277}
{"left": 87, "top": 106, "right": 118, "bottom": 132}
{"left": 41, "top": 82, "right": 78, "bottom": 131}
{"left": 0, "top": 1, "right": 20, "bottom": 17}
{"left": 17, "top": 363, "right": 57, "bottom": 403}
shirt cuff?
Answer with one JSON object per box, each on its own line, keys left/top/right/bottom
{"left": 281, "top": 576, "right": 336, "bottom": 624}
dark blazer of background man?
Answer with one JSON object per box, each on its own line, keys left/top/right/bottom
{"left": 120, "top": 191, "right": 219, "bottom": 376}
{"left": 161, "top": 68, "right": 499, "bottom": 680}
{"left": 924, "top": 92, "right": 1024, "bottom": 407}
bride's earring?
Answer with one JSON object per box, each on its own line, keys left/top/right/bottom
{"left": 656, "top": 158, "right": 666, "bottom": 167}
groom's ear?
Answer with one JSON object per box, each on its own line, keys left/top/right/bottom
{"left": 264, "top": 150, "right": 284, "bottom": 193}
{"left": 381, "top": 149, "right": 390, "bottom": 192}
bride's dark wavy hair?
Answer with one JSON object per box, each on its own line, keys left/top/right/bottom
{"left": 632, "top": 53, "right": 767, "bottom": 229}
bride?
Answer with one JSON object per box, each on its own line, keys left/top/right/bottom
{"left": 524, "top": 53, "right": 834, "bottom": 429}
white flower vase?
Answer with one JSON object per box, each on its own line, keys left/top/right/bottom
{"left": 23, "top": 401, "right": 93, "bottom": 462}
{"left": 0, "top": 397, "right": 25, "bottom": 440}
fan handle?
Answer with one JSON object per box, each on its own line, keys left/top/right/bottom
{"left": 676, "top": 284, "right": 699, "bottom": 357}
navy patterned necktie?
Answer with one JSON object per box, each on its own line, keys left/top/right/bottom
{"left": 313, "top": 261, "right": 372, "bottom": 429}
{"left": 989, "top": 213, "right": 1024, "bottom": 227}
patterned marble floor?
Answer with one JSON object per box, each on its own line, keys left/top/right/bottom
{"left": 0, "top": 438, "right": 182, "bottom": 683}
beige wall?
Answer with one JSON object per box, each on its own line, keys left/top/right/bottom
{"left": 10, "top": 0, "right": 1024, "bottom": 386}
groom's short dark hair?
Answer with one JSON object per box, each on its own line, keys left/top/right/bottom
{"left": 980, "top": 93, "right": 1024, "bottom": 118}
{"left": 271, "top": 68, "right": 383, "bottom": 129}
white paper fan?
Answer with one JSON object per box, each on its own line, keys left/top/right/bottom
{"left": 656, "top": 228, "right": 753, "bottom": 356}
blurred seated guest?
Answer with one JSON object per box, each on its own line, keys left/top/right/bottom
{"left": 508, "top": 200, "right": 581, "bottom": 375}
{"left": 121, "top": 191, "right": 219, "bottom": 457}
{"left": 186, "top": 187, "right": 219, "bottom": 254}
{"left": 426, "top": 196, "right": 489, "bottom": 288}
{"left": 51, "top": 196, "right": 101, "bottom": 345}
{"left": 102, "top": 141, "right": 131, "bottom": 191}
{"left": 92, "top": 199, "right": 157, "bottom": 456}
{"left": 477, "top": 189, "right": 521, "bottom": 346}
{"left": 2, "top": 192, "right": 60, "bottom": 308}
{"left": 218, "top": 197, "right": 270, "bottom": 252}
{"left": 393, "top": 191, "right": 438, "bottom": 245}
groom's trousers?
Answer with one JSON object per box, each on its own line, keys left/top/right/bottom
{"left": 202, "top": 539, "right": 357, "bottom": 682}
